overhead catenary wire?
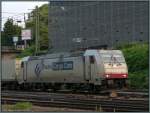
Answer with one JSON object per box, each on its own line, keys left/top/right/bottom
{"left": 1, "top": 12, "right": 27, "bottom": 15}
{"left": 2, "top": 12, "right": 29, "bottom": 20}
{"left": 1, "top": 11, "right": 32, "bottom": 26}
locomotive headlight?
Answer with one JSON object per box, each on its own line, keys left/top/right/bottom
{"left": 106, "top": 75, "right": 110, "bottom": 78}
{"left": 123, "top": 74, "right": 126, "bottom": 77}
{"left": 113, "top": 64, "right": 117, "bottom": 67}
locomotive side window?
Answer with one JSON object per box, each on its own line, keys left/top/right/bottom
{"left": 59, "top": 63, "right": 64, "bottom": 70}
{"left": 52, "top": 61, "right": 73, "bottom": 70}
{"left": 89, "top": 56, "right": 95, "bottom": 64}
{"left": 63, "top": 62, "right": 73, "bottom": 70}
{"left": 52, "top": 62, "right": 61, "bottom": 70}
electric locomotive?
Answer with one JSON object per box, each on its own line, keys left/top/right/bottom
{"left": 15, "top": 49, "right": 128, "bottom": 91}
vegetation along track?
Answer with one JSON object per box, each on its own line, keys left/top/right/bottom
{"left": 2, "top": 90, "right": 149, "bottom": 112}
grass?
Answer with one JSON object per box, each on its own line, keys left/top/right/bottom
{"left": 2, "top": 102, "right": 32, "bottom": 111}
{"left": 2, "top": 103, "right": 90, "bottom": 112}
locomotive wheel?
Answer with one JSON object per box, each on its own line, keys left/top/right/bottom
{"left": 51, "top": 83, "right": 61, "bottom": 92}
{"left": 19, "top": 84, "right": 24, "bottom": 90}
{"left": 93, "top": 85, "right": 101, "bottom": 93}
{"left": 61, "top": 84, "right": 67, "bottom": 90}
{"left": 41, "top": 83, "right": 47, "bottom": 91}
{"left": 23, "top": 83, "right": 28, "bottom": 90}
{"left": 114, "top": 79, "right": 126, "bottom": 89}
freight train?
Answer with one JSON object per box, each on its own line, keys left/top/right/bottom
{"left": 2, "top": 49, "right": 128, "bottom": 91}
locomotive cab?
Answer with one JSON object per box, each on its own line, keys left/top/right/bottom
{"left": 84, "top": 49, "right": 128, "bottom": 88}
{"left": 99, "top": 50, "right": 128, "bottom": 88}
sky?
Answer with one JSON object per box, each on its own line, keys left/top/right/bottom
{"left": 1, "top": 1, "right": 49, "bottom": 30}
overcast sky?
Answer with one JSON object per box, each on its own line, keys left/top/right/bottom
{"left": 1, "top": 1, "right": 49, "bottom": 30}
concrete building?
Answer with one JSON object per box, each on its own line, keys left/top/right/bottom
{"left": 2, "top": 46, "right": 21, "bottom": 81}
{"left": 48, "top": 1, "right": 149, "bottom": 52}
{"left": 1, "top": 46, "right": 21, "bottom": 60}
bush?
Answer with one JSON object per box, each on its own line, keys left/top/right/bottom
{"left": 117, "top": 43, "right": 149, "bottom": 89}
{"left": 17, "top": 45, "right": 48, "bottom": 58}
{"left": 128, "top": 69, "right": 149, "bottom": 89}
{"left": 17, "top": 45, "right": 35, "bottom": 58}
{"left": 122, "top": 43, "right": 148, "bottom": 72}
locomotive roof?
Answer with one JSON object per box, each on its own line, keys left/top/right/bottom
{"left": 84, "top": 49, "right": 122, "bottom": 56}
{"left": 23, "top": 49, "right": 123, "bottom": 61}
{"left": 99, "top": 50, "right": 122, "bottom": 54}
{"left": 27, "top": 51, "right": 84, "bottom": 60}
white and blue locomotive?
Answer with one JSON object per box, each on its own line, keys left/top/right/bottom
{"left": 2, "top": 49, "right": 128, "bottom": 91}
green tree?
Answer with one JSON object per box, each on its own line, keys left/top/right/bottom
{"left": 26, "top": 4, "right": 49, "bottom": 51}
{"left": 2, "top": 18, "right": 22, "bottom": 46}
{"left": 19, "top": 4, "right": 61, "bottom": 56}
{"left": 39, "top": 4, "right": 48, "bottom": 50}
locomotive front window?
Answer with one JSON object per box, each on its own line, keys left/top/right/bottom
{"left": 101, "top": 54, "right": 125, "bottom": 63}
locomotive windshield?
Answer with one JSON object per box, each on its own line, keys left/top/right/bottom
{"left": 101, "top": 54, "right": 125, "bottom": 63}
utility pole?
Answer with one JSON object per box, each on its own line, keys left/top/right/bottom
{"left": 35, "top": 6, "right": 40, "bottom": 55}
{"left": 38, "top": 6, "right": 40, "bottom": 52}
{"left": 24, "top": 13, "right": 27, "bottom": 48}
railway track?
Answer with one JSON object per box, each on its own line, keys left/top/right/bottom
{"left": 2, "top": 90, "right": 149, "bottom": 112}
{"left": 2, "top": 88, "right": 149, "bottom": 98}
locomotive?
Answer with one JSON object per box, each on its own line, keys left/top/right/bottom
{"left": 2, "top": 49, "right": 128, "bottom": 91}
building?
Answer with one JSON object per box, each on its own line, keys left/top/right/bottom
{"left": 1, "top": 46, "right": 21, "bottom": 60}
{"left": 48, "top": 1, "right": 149, "bottom": 52}
{"left": 2, "top": 46, "right": 21, "bottom": 81}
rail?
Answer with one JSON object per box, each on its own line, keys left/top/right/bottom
{"left": 2, "top": 91, "right": 149, "bottom": 112}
